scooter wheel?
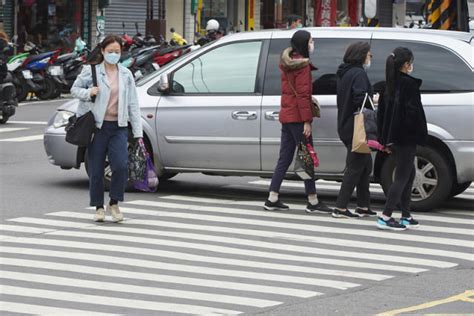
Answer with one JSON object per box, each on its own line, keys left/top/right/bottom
{"left": 16, "top": 79, "right": 29, "bottom": 102}
{"left": 0, "top": 115, "right": 9, "bottom": 124}
{"left": 36, "top": 77, "right": 56, "bottom": 100}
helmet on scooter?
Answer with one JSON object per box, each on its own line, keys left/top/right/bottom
{"left": 205, "top": 19, "right": 219, "bottom": 32}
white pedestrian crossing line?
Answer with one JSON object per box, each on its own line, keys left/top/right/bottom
{"left": 0, "top": 301, "right": 118, "bottom": 316}
{"left": 160, "top": 195, "right": 474, "bottom": 235}
{"left": 6, "top": 120, "right": 48, "bottom": 125}
{"left": 124, "top": 200, "right": 473, "bottom": 249}
{"left": 0, "top": 127, "right": 28, "bottom": 133}
{"left": 43, "top": 211, "right": 461, "bottom": 267}
{"left": 0, "top": 134, "right": 43, "bottom": 142}
{"left": 0, "top": 246, "right": 358, "bottom": 290}
{"left": 0, "top": 220, "right": 441, "bottom": 271}
{"left": 2, "top": 229, "right": 393, "bottom": 281}
{"left": 0, "top": 194, "right": 472, "bottom": 315}
{"left": 0, "top": 257, "right": 318, "bottom": 298}
{"left": 249, "top": 179, "right": 474, "bottom": 199}
{"left": 0, "top": 271, "right": 281, "bottom": 308}
{"left": 0, "top": 285, "right": 242, "bottom": 315}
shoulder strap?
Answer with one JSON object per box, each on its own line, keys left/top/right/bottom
{"left": 90, "top": 65, "right": 97, "bottom": 103}
{"left": 284, "top": 72, "right": 298, "bottom": 97}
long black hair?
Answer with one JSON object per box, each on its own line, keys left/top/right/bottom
{"left": 291, "top": 30, "right": 311, "bottom": 58}
{"left": 385, "top": 47, "right": 414, "bottom": 99}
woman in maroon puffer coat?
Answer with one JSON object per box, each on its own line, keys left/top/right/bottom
{"left": 264, "top": 30, "right": 331, "bottom": 213}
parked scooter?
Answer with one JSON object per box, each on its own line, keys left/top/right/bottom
{"left": 21, "top": 42, "right": 62, "bottom": 100}
{"left": 0, "top": 43, "right": 16, "bottom": 123}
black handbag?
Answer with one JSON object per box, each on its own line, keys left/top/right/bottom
{"left": 65, "top": 65, "right": 97, "bottom": 147}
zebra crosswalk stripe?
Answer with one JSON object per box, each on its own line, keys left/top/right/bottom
{"left": 160, "top": 195, "right": 474, "bottom": 235}
{"left": 0, "top": 285, "right": 242, "bottom": 315}
{"left": 0, "top": 301, "right": 118, "bottom": 316}
{"left": 41, "top": 211, "right": 461, "bottom": 267}
{"left": 0, "top": 270, "right": 282, "bottom": 308}
{"left": 0, "top": 257, "right": 317, "bottom": 298}
{"left": 0, "top": 246, "right": 359, "bottom": 290}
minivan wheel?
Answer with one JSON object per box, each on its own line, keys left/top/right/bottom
{"left": 450, "top": 181, "right": 472, "bottom": 198}
{"left": 380, "top": 146, "right": 453, "bottom": 211}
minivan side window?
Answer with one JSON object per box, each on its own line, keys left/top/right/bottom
{"left": 263, "top": 38, "right": 365, "bottom": 95}
{"left": 172, "top": 41, "right": 262, "bottom": 94}
{"left": 369, "top": 40, "right": 473, "bottom": 93}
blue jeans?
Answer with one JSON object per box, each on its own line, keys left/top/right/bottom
{"left": 269, "top": 122, "right": 316, "bottom": 195}
{"left": 87, "top": 121, "right": 128, "bottom": 206}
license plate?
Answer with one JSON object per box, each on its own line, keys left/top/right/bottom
{"left": 49, "top": 66, "right": 63, "bottom": 76}
{"left": 152, "top": 63, "right": 160, "bottom": 70}
{"left": 22, "top": 70, "right": 33, "bottom": 79}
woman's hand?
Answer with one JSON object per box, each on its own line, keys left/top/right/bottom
{"left": 373, "top": 93, "right": 380, "bottom": 105}
{"left": 303, "top": 122, "right": 312, "bottom": 138}
{"left": 90, "top": 86, "right": 99, "bottom": 97}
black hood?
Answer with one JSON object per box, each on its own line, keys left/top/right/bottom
{"left": 336, "top": 63, "right": 361, "bottom": 79}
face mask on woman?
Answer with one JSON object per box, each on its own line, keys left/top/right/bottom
{"left": 308, "top": 42, "right": 314, "bottom": 54}
{"left": 363, "top": 60, "right": 371, "bottom": 71}
{"left": 407, "top": 64, "right": 414, "bottom": 74}
{"left": 104, "top": 52, "right": 120, "bottom": 65}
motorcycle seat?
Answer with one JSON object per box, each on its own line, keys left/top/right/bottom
{"left": 57, "top": 53, "right": 76, "bottom": 63}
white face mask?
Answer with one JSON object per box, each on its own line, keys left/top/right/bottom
{"left": 308, "top": 42, "right": 314, "bottom": 54}
{"left": 407, "top": 64, "right": 414, "bottom": 74}
{"left": 363, "top": 60, "right": 371, "bottom": 71}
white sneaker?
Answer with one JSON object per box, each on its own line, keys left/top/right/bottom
{"left": 107, "top": 204, "right": 124, "bottom": 222}
{"left": 94, "top": 208, "right": 105, "bottom": 222}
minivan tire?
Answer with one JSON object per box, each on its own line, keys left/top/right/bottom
{"left": 450, "top": 181, "right": 472, "bottom": 198}
{"left": 380, "top": 146, "right": 453, "bottom": 211}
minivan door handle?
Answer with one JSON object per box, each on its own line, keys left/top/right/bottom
{"left": 265, "top": 111, "right": 279, "bottom": 120}
{"left": 232, "top": 111, "right": 257, "bottom": 120}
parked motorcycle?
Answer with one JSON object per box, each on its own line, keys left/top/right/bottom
{"left": 21, "top": 42, "right": 63, "bottom": 100}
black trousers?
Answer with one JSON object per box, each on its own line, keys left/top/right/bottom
{"left": 383, "top": 144, "right": 416, "bottom": 218}
{"left": 335, "top": 146, "right": 372, "bottom": 209}
{"left": 269, "top": 123, "right": 316, "bottom": 195}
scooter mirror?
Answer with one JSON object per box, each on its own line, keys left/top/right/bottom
{"left": 158, "top": 74, "right": 170, "bottom": 94}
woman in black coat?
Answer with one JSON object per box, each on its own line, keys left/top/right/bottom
{"left": 333, "top": 41, "right": 378, "bottom": 219}
{"left": 377, "top": 47, "right": 428, "bottom": 231}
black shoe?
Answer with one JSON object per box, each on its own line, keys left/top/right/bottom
{"left": 332, "top": 209, "right": 360, "bottom": 219}
{"left": 355, "top": 207, "right": 377, "bottom": 217}
{"left": 306, "top": 201, "right": 332, "bottom": 214}
{"left": 377, "top": 217, "right": 407, "bottom": 231}
{"left": 400, "top": 217, "right": 420, "bottom": 229}
{"left": 264, "top": 199, "right": 289, "bottom": 211}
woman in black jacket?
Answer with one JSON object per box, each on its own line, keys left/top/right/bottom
{"left": 377, "top": 47, "right": 428, "bottom": 231}
{"left": 333, "top": 41, "right": 377, "bottom": 219}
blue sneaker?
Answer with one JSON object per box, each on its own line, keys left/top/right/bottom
{"left": 376, "top": 217, "right": 407, "bottom": 231}
{"left": 400, "top": 217, "right": 420, "bottom": 229}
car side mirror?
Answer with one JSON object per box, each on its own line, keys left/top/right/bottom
{"left": 158, "top": 73, "right": 170, "bottom": 94}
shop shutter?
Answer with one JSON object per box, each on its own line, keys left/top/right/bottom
{"left": 1, "top": 1, "right": 14, "bottom": 38}
{"left": 104, "top": 0, "right": 159, "bottom": 36}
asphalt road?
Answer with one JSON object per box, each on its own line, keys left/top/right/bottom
{"left": 0, "top": 99, "right": 473, "bottom": 315}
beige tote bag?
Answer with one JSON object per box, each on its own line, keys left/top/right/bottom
{"left": 351, "top": 93, "right": 374, "bottom": 154}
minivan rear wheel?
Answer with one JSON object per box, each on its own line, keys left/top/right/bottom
{"left": 380, "top": 146, "right": 453, "bottom": 211}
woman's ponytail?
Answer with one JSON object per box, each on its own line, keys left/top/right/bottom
{"left": 385, "top": 47, "right": 414, "bottom": 100}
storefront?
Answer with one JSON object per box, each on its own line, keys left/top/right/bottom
{"left": 15, "top": 0, "right": 90, "bottom": 52}
{"left": 261, "top": 0, "right": 306, "bottom": 29}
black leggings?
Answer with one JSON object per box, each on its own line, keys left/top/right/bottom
{"left": 335, "top": 146, "right": 372, "bottom": 210}
{"left": 383, "top": 144, "right": 417, "bottom": 218}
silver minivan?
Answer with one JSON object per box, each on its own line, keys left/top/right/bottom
{"left": 44, "top": 27, "right": 474, "bottom": 211}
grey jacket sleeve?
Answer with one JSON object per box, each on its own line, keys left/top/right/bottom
{"left": 127, "top": 73, "right": 143, "bottom": 138}
{"left": 71, "top": 65, "right": 93, "bottom": 103}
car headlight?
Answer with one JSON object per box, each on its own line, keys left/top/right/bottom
{"left": 53, "top": 110, "right": 75, "bottom": 128}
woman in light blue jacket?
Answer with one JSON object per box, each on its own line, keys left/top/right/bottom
{"left": 71, "top": 35, "right": 143, "bottom": 222}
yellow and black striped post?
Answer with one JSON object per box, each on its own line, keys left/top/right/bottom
{"left": 427, "top": 0, "right": 457, "bottom": 30}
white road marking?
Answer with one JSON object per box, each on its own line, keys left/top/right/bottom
{"left": 0, "top": 285, "right": 241, "bottom": 315}
{"left": 0, "top": 134, "right": 44, "bottom": 142}
{"left": 0, "top": 127, "right": 28, "bottom": 133}
{"left": 0, "top": 301, "right": 118, "bottom": 316}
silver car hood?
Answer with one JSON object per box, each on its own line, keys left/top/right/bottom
{"left": 57, "top": 99, "right": 79, "bottom": 112}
